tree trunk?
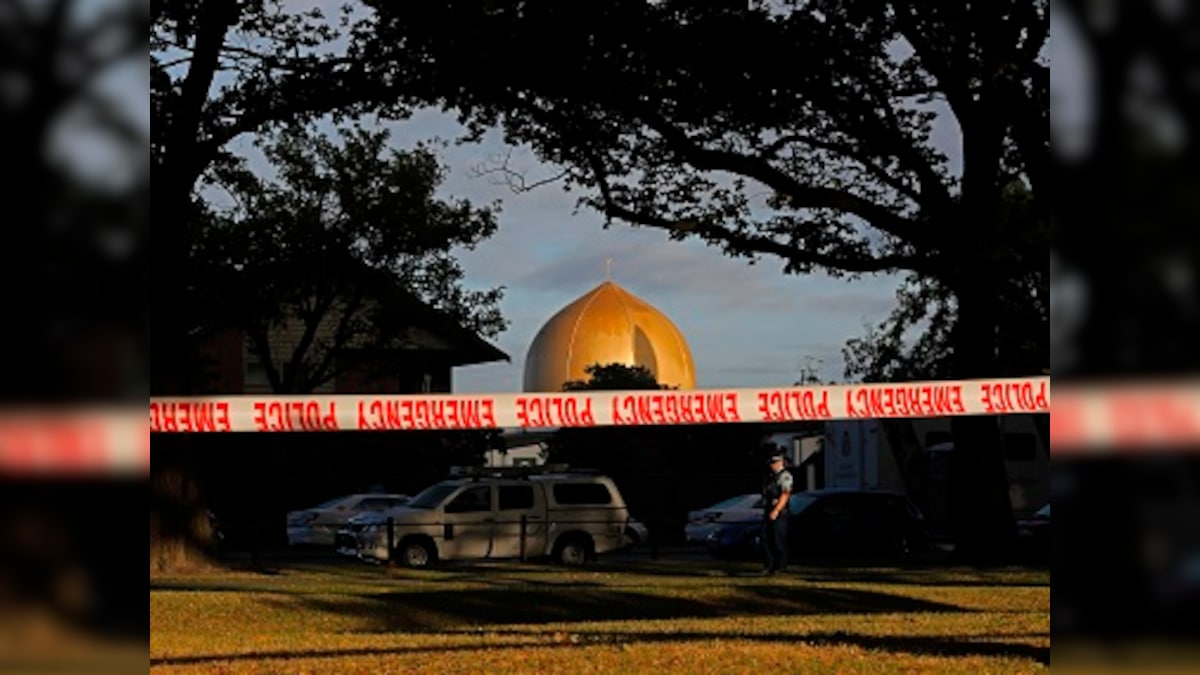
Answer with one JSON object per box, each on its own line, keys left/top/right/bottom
{"left": 947, "top": 274, "right": 1017, "bottom": 563}
{"left": 149, "top": 179, "right": 220, "bottom": 573}
{"left": 150, "top": 436, "right": 220, "bottom": 574}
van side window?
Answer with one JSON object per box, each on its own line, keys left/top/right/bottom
{"left": 445, "top": 486, "right": 491, "bottom": 513}
{"left": 498, "top": 485, "right": 535, "bottom": 511}
{"left": 552, "top": 483, "right": 612, "bottom": 505}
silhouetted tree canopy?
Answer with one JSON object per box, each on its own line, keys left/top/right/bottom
{"left": 152, "top": 0, "right": 425, "bottom": 393}
{"left": 195, "top": 125, "right": 507, "bottom": 393}
{"left": 844, "top": 181, "right": 1048, "bottom": 382}
{"left": 562, "top": 363, "right": 672, "bottom": 391}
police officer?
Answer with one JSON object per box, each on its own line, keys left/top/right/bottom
{"left": 761, "top": 453, "right": 793, "bottom": 575}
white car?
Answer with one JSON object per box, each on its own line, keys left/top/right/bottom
{"left": 335, "top": 508, "right": 407, "bottom": 557}
{"left": 286, "top": 493, "right": 410, "bottom": 547}
{"left": 683, "top": 494, "right": 763, "bottom": 544}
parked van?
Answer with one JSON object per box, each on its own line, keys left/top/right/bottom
{"left": 356, "top": 469, "right": 633, "bottom": 568}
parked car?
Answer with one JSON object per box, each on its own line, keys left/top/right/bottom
{"left": 334, "top": 508, "right": 399, "bottom": 557}
{"left": 1015, "top": 502, "right": 1050, "bottom": 561}
{"left": 354, "top": 470, "right": 634, "bottom": 568}
{"left": 684, "top": 494, "right": 762, "bottom": 544}
{"left": 705, "top": 488, "right": 930, "bottom": 561}
{"left": 625, "top": 517, "right": 650, "bottom": 547}
{"left": 286, "top": 493, "right": 410, "bottom": 547}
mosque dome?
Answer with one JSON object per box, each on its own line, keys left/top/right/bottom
{"left": 522, "top": 280, "right": 697, "bottom": 392}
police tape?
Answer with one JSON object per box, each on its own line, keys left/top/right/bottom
{"left": 147, "top": 377, "right": 1050, "bottom": 433}
{"left": 0, "top": 407, "right": 148, "bottom": 475}
{"left": 8, "top": 376, "right": 1200, "bottom": 474}
{"left": 1048, "top": 380, "right": 1200, "bottom": 453}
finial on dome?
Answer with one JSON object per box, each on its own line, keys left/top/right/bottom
{"left": 605, "top": 257, "right": 613, "bottom": 281}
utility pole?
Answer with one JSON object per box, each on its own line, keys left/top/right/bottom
{"left": 797, "top": 356, "right": 823, "bottom": 386}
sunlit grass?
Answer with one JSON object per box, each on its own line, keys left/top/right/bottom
{"left": 151, "top": 557, "right": 1049, "bottom": 673}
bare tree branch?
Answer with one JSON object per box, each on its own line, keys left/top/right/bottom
{"left": 761, "top": 133, "right": 924, "bottom": 204}
{"left": 305, "top": 290, "right": 367, "bottom": 392}
{"left": 583, "top": 149, "right": 934, "bottom": 276}
{"left": 468, "top": 149, "right": 569, "bottom": 193}
{"left": 636, "top": 110, "right": 936, "bottom": 248}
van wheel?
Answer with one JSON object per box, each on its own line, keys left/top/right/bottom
{"left": 398, "top": 539, "right": 434, "bottom": 569}
{"left": 554, "top": 536, "right": 591, "bottom": 566}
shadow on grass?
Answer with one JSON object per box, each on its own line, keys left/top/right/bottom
{"left": 260, "top": 583, "right": 963, "bottom": 634}
{"left": 150, "top": 628, "right": 1048, "bottom": 668}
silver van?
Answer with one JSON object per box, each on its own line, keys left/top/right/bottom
{"left": 356, "top": 471, "right": 633, "bottom": 568}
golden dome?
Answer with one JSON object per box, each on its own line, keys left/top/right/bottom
{"left": 522, "top": 280, "right": 697, "bottom": 392}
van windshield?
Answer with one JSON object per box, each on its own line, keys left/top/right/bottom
{"left": 408, "top": 483, "right": 460, "bottom": 509}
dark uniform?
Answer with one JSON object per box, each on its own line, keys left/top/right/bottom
{"left": 762, "top": 458, "right": 794, "bottom": 574}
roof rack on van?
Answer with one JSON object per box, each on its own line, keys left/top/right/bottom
{"left": 447, "top": 464, "right": 603, "bottom": 480}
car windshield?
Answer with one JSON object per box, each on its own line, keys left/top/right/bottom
{"left": 407, "top": 483, "right": 460, "bottom": 509}
{"left": 313, "top": 496, "right": 351, "bottom": 510}
{"left": 1035, "top": 504, "right": 1050, "bottom": 518}
{"left": 707, "top": 495, "right": 755, "bottom": 511}
{"left": 787, "top": 493, "right": 819, "bottom": 514}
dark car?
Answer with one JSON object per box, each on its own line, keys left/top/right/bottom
{"left": 705, "top": 488, "right": 930, "bottom": 561}
{"left": 1015, "top": 503, "right": 1050, "bottom": 562}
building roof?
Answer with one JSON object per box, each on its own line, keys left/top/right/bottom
{"left": 354, "top": 263, "right": 509, "bottom": 367}
{"left": 390, "top": 292, "right": 509, "bottom": 367}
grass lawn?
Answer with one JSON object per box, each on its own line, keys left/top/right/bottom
{"left": 150, "top": 555, "right": 1050, "bottom": 673}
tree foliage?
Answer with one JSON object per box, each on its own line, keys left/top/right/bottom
{"left": 195, "top": 125, "right": 507, "bottom": 393}
{"left": 151, "top": 0, "right": 426, "bottom": 393}
{"left": 562, "top": 363, "right": 673, "bottom": 391}
{"left": 844, "top": 182, "right": 1048, "bottom": 382}
{"left": 363, "top": 1, "right": 1045, "bottom": 298}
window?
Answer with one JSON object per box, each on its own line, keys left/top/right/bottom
{"left": 499, "top": 485, "right": 535, "bottom": 511}
{"left": 357, "top": 497, "right": 406, "bottom": 512}
{"left": 357, "top": 498, "right": 389, "bottom": 511}
{"left": 815, "top": 495, "right": 855, "bottom": 518}
{"left": 445, "top": 486, "right": 491, "bottom": 513}
{"left": 787, "top": 493, "right": 818, "bottom": 515}
{"left": 552, "top": 483, "right": 612, "bottom": 505}
{"left": 408, "top": 483, "right": 459, "bottom": 509}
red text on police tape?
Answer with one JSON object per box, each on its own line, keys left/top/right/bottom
{"left": 358, "top": 398, "right": 497, "bottom": 430}
{"left": 151, "top": 402, "right": 232, "bottom": 432}
{"left": 253, "top": 401, "right": 338, "bottom": 431}
{"left": 612, "top": 392, "right": 740, "bottom": 426}
{"left": 0, "top": 420, "right": 110, "bottom": 472}
{"left": 846, "top": 384, "right": 965, "bottom": 418}
{"left": 757, "top": 389, "right": 831, "bottom": 421}
{"left": 515, "top": 396, "right": 594, "bottom": 428}
{"left": 980, "top": 381, "right": 1049, "bottom": 414}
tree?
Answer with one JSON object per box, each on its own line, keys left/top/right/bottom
{"left": 196, "top": 125, "right": 506, "bottom": 394}
{"left": 844, "top": 181, "right": 1049, "bottom": 382}
{"left": 562, "top": 363, "right": 672, "bottom": 392}
{"left": 361, "top": 0, "right": 1047, "bottom": 560}
{"left": 0, "top": 0, "right": 147, "bottom": 401}
{"left": 151, "top": 0, "right": 429, "bottom": 393}
{"left": 150, "top": 1, "right": 454, "bottom": 571}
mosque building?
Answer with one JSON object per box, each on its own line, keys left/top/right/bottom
{"left": 522, "top": 277, "right": 697, "bottom": 392}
